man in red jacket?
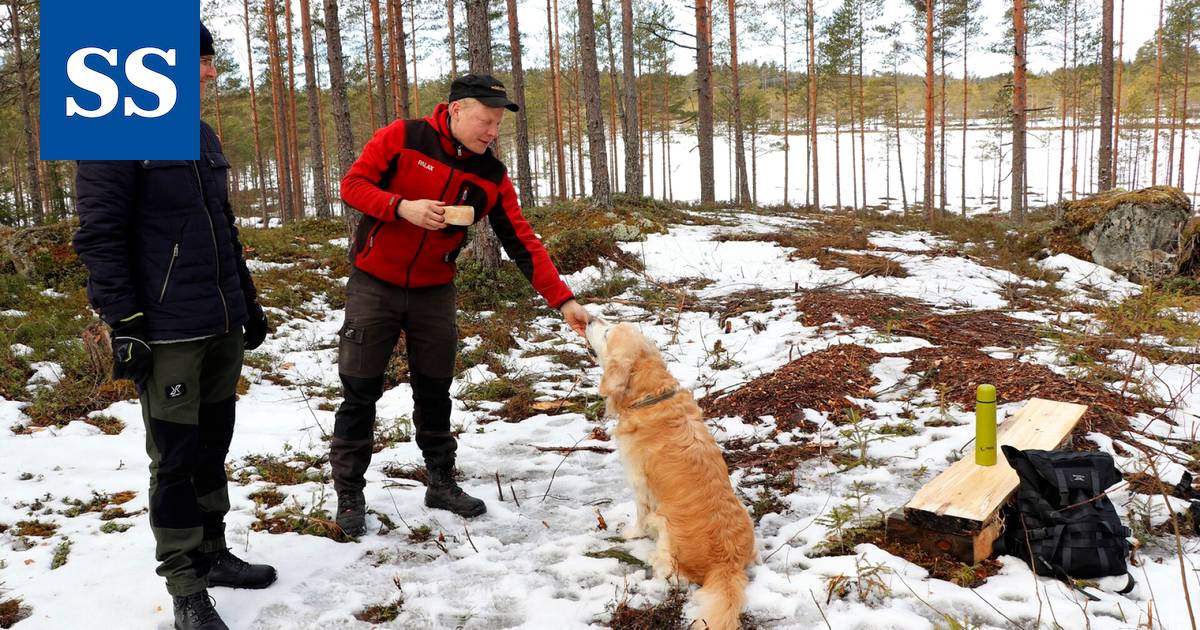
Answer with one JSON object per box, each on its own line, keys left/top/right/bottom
{"left": 332, "top": 74, "right": 589, "bottom": 533}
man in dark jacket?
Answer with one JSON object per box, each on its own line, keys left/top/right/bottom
{"left": 72, "top": 24, "right": 275, "bottom": 630}
{"left": 332, "top": 74, "right": 589, "bottom": 533}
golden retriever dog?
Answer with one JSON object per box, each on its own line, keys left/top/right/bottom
{"left": 586, "top": 318, "right": 756, "bottom": 630}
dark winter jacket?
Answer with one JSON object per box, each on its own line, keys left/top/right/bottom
{"left": 72, "top": 122, "right": 258, "bottom": 342}
{"left": 340, "top": 102, "right": 574, "bottom": 308}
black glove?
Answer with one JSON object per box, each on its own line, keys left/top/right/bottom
{"left": 111, "top": 314, "right": 152, "bottom": 387}
{"left": 243, "top": 304, "right": 269, "bottom": 350}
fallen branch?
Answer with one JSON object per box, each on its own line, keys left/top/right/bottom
{"left": 532, "top": 444, "right": 614, "bottom": 454}
{"left": 541, "top": 434, "right": 588, "bottom": 503}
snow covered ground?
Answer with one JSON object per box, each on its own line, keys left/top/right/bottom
{"left": 1, "top": 211, "right": 1198, "bottom": 629}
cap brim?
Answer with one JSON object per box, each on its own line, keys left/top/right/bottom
{"left": 477, "top": 95, "right": 519, "bottom": 112}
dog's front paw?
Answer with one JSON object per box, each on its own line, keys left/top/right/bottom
{"left": 649, "top": 552, "right": 677, "bottom": 580}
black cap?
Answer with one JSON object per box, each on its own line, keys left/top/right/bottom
{"left": 201, "top": 23, "right": 215, "bottom": 57}
{"left": 448, "top": 74, "right": 519, "bottom": 112}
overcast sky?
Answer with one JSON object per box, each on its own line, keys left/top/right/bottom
{"left": 212, "top": 0, "right": 1166, "bottom": 91}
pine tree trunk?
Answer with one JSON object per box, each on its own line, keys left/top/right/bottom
{"left": 8, "top": 0, "right": 41, "bottom": 224}
{"left": 621, "top": 0, "right": 642, "bottom": 196}
{"left": 242, "top": 0, "right": 272, "bottom": 225}
{"left": 728, "top": 0, "right": 751, "bottom": 206}
{"left": 409, "top": 0, "right": 420, "bottom": 116}
{"left": 895, "top": 63, "right": 908, "bottom": 214}
{"left": 1167, "top": 88, "right": 1178, "bottom": 183}
{"left": 835, "top": 91, "right": 842, "bottom": 209}
{"left": 465, "top": 0, "right": 502, "bottom": 268}
{"left": 1098, "top": 0, "right": 1114, "bottom": 190}
{"left": 923, "top": 0, "right": 935, "bottom": 218}
{"left": 1112, "top": 0, "right": 1126, "bottom": 182}
{"left": 647, "top": 74, "right": 655, "bottom": 199}
{"left": 783, "top": 4, "right": 790, "bottom": 208}
{"left": 806, "top": 0, "right": 818, "bottom": 209}
{"left": 1070, "top": 0, "right": 1080, "bottom": 200}
{"left": 363, "top": 8, "right": 377, "bottom": 128}
{"left": 387, "top": 0, "right": 401, "bottom": 116}
{"left": 1012, "top": 0, "right": 1028, "bottom": 221}
{"left": 300, "top": 0, "right": 331, "bottom": 217}
{"left": 1153, "top": 0, "right": 1164, "bottom": 185}
{"left": 284, "top": 0, "right": 306, "bottom": 219}
{"left": 265, "top": 0, "right": 293, "bottom": 223}
{"left": 577, "top": 0, "right": 611, "bottom": 206}
{"left": 662, "top": 55, "right": 671, "bottom": 200}
{"left": 858, "top": 4, "right": 867, "bottom": 212}
{"left": 850, "top": 77, "right": 858, "bottom": 209}
{"left": 576, "top": 43, "right": 587, "bottom": 198}
{"left": 1179, "top": 21, "right": 1193, "bottom": 189}
{"left": 506, "top": 0, "right": 535, "bottom": 208}
{"left": 370, "top": 0, "right": 390, "bottom": 126}
{"left": 546, "top": 104, "right": 558, "bottom": 196}
{"left": 602, "top": 0, "right": 621, "bottom": 193}
{"left": 392, "top": 0, "right": 411, "bottom": 119}
{"left": 961, "top": 13, "right": 968, "bottom": 216}
{"left": 938, "top": 13, "right": 947, "bottom": 214}
{"left": 693, "top": 0, "right": 715, "bottom": 204}
{"left": 323, "top": 0, "right": 357, "bottom": 233}
{"left": 550, "top": 0, "right": 567, "bottom": 198}
{"left": 11, "top": 151, "right": 24, "bottom": 225}
{"left": 1058, "top": 19, "right": 1068, "bottom": 202}
{"left": 448, "top": 0, "right": 458, "bottom": 77}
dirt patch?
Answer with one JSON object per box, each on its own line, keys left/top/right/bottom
{"left": 892, "top": 311, "right": 1042, "bottom": 349}
{"left": 901, "top": 346, "right": 1149, "bottom": 443}
{"left": 816, "top": 521, "right": 1003, "bottom": 588}
{"left": 607, "top": 585, "right": 689, "bottom": 630}
{"left": 700, "top": 345, "right": 881, "bottom": 430}
{"left": 690, "top": 287, "right": 793, "bottom": 324}
{"left": 795, "top": 290, "right": 932, "bottom": 328}
{"left": 713, "top": 224, "right": 876, "bottom": 261}
{"left": 15, "top": 520, "right": 58, "bottom": 537}
{"left": 0, "top": 596, "right": 30, "bottom": 629}
{"left": 814, "top": 251, "right": 909, "bottom": 278}
{"left": 723, "top": 437, "right": 834, "bottom": 478}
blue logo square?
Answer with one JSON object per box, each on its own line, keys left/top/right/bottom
{"left": 40, "top": 1, "right": 199, "bottom": 160}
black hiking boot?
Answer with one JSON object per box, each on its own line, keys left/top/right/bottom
{"left": 425, "top": 466, "right": 486, "bottom": 517}
{"left": 204, "top": 548, "right": 277, "bottom": 589}
{"left": 173, "top": 590, "right": 228, "bottom": 630}
{"left": 335, "top": 489, "right": 366, "bottom": 536}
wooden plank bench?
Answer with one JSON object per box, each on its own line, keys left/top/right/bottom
{"left": 887, "top": 397, "right": 1089, "bottom": 564}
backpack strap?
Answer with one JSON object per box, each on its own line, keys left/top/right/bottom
{"left": 1032, "top": 554, "right": 1102, "bottom": 602}
{"left": 1054, "top": 469, "right": 1071, "bottom": 505}
{"left": 1116, "top": 574, "right": 1137, "bottom": 595}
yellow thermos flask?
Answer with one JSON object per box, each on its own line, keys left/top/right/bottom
{"left": 975, "top": 384, "right": 997, "bottom": 466}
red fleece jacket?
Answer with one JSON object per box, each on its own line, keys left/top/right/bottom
{"left": 341, "top": 102, "right": 574, "bottom": 308}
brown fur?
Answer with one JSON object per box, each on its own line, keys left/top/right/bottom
{"left": 590, "top": 321, "right": 756, "bottom": 630}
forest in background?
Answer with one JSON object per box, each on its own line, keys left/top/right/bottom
{"left": 1, "top": 0, "right": 1198, "bottom": 229}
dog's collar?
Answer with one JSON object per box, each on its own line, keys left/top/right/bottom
{"left": 629, "top": 387, "right": 679, "bottom": 409}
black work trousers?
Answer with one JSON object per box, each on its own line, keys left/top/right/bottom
{"left": 331, "top": 269, "right": 458, "bottom": 494}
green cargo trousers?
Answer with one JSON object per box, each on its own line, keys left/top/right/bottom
{"left": 140, "top": 330, "right": 243, "bottom": 596}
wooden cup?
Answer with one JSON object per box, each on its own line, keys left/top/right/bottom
{"left": 443, "top": 205, "right": 474, "bottom": 226}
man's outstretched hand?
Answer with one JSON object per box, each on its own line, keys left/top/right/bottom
{"left": 559, "top": 299, "right": 589, "bottom": 337}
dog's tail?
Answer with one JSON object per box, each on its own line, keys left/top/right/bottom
{"left": 695, "top": 564, "right": 748, "bottom": 630}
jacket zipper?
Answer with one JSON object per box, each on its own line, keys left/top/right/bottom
{"left": 192, "top": 161, "right": 230, "bottom": 334}
{"left": 158, "top": 243, "right": 179, "bottom": 303}
{"left": 364, "top": 221, "right": 384, "bottom": 257}
{"left": 403, "top": 166, "right": 457, "bottom": 287}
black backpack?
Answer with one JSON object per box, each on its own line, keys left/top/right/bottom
{"left": 996, "top": 445, "right": 1135, "bottom": 599}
